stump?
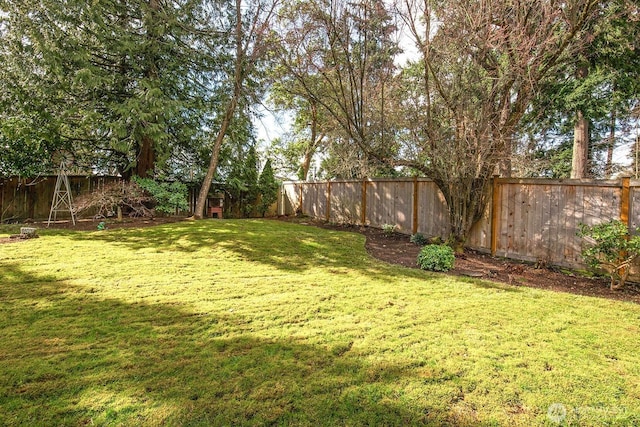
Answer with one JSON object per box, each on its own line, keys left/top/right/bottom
{"left": 20, "top": 227, "right": 38, "bottom": 237}
{"left": 10, "top": 227, "right": 39, "bottom": 239}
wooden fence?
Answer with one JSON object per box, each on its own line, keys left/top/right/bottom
{"left": 279, "top": 177, "right": 638, "bottom": 270}
{"left": 0, "top": 176, "right": 122, "bottom": 222}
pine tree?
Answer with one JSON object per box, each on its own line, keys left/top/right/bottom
{"left": 258, "top": 159, "right": 278, "bottom": 217}
{"left": 0, "top": 0, "right": 227, "bottom": 178}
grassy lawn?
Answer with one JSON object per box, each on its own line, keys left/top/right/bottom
{"left": 1, "top": 219, "right": 639, "bottom": 426}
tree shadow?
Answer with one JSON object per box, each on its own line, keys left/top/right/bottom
{"left": 60, "top": 219, "right": 433, "bottom": 282}
{"left": 0, "top": 263, "right": 490, "bottom": 426}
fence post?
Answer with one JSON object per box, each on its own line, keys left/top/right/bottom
{"left": 361, "top": 179, "right": 368, "bottom": 225}
{"left": 490, "top": 175, "right": 501, "bottom": 256}
{"left": 621, "top": 176, "right": 631, "bottom": 226}
{"left": 326, "top": 181, "right": 332, "bottom": 222}
{"left": 412, "top": 176, "right": 419, "bottom": 234}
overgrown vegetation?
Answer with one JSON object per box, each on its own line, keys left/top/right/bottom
{"left": 1, "top": 220, "right": 640, "bottom": 425}
{"left": 577, "top": 219, "right": 640, "bottom": 289}
{"left": 417, "top": 244, "right": 456, "bottom": 272}
{"left": 74, "top": 180, "right": 154, "bottom": 218}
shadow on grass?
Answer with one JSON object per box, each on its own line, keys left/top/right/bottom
{"left": 61, "top": 219, "right": 432, "bottom": 281}
{"left": 457, "top": 276, "right": 524, "bottom": 293}
{"left": 0, "top": 263, "right": 492, "bottom": 426}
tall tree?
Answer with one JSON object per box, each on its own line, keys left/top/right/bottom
{"left": 519, "top": 0, "right": 640, "bottom": 179}
{"left": 192, "top": 0, "right": 279, "bottom": 219}
{"left": 275, "top": 0, "right": 400, "bottom": 178}
{"left": 0, "top": 0, "right": 225, "bottom": 178}
{"left": 390, "top": 0, "right": 600, "bottom": 247}
{"left": 257, "top": 158, "right": 279, "bottom": 217}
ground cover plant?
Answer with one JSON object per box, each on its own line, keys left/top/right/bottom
{"left": 1, "top": 220, "right": 640, "bottom": 426}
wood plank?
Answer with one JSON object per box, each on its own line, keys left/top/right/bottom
{"left": 506, "top": 183, "right": 516, "bottom": 256}
{"left": 498, "top": 183, "right": 510, "bottom": 254}
{"left": 547, "top": 185, "right": 559, "bottom": 263}
{"left": 569, "top": 185, "right": 584, "bottom": 264}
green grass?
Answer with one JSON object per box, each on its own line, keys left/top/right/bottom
{"left": 1, "top": 219, "right": 639, "bottom": 426}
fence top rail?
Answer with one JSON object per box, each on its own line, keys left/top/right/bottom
{"left": 282, "top": 177, "right": 437, "bottom": 185}
{"left": 283, "top": 177, "right": 634, "bottom": 187}
{"left": 496, "top": 177, "right": 626, "bottom": 187}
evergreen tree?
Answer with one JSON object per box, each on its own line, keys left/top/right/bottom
{"left": 257, "top": 158, "right": 278, "bottom": 217}
{"left": 0, "top": 0, "right": 227, "bottom": 178}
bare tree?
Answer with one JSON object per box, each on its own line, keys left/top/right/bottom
{"left": 275, "top": 0, "right": 399, "bottom": 173}
{"left": 392, "top": 0, "right": 600, "bottom": 247}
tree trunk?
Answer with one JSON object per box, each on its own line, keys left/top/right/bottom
{"left": 605, "top": 106, "right": 616, "bottom": 178}
{"left": 135, "top": 135, "right": 155, "bottom": 178}
{"left": 571, "top": 110, "right": 589, "bottom": 178}
{"left": 301, "top": 102, "right": 322, "bottom": 181}
{"left": 571, "top": 64, "right": 589, "bottom": 179}
{"left": 499, "top": 137, "right": 512, "bottom": 177}
{"left": 192, "top": 0, "right": 243, "bottom": 219}
{"left": 301, "top": 150, "right": 312, "bottom": 181}
{"left": 192, "top": 99, "right": 238, "bottom": 219}
{"left": 135, "top": 0, "right": 161, "bottom": 179}
{"left": 436, "top": 174, "right": 492, "bottom": 252}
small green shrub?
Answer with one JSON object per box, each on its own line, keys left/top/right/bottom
{"left": 133, "top": 177, "right": 189, "bottom": 215}
{"left": 417, "top": 244, "right": 455, "bottom": 272}
{"left": 577, "top": 219, "right": 640, "bottom": 289}
{"left": 410, "top": 233, "right": 429, "bottom": 246}
{"left": 382, "top": 223, "right": 397, "bottom": 236}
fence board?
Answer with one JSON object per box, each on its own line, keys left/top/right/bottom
{"left": 330, "top": 181, "right": 361, "bottom": 224}
{"left": 416, "top": 180, "right": 449, "bottom": 239}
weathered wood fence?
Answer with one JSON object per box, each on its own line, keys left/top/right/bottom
{"left": 279, "top": 177, "right": 638, "bottom": 270}
{"left": 0, "top": 176, "right": 122, "bottom": 222}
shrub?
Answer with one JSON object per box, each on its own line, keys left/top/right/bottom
{"left": 133, "top": 177, "right": 189, "bottom": 215}
{"left": 410, "top": 233, "right": 429, "bottom": 246}
{"left": 417, "top": 244, "right": 455, "bottom": 272}
{"left": 577, "top": 219, "right": 640, "bottom": 289}
{"left": 382, "top": 223, "right": 397, "bottom": 236}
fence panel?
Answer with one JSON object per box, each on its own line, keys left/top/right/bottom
{"left": 365, "top": 180, "right": 413, "bottom": 233}
{"left": 415, "top": 180, "right": 449, "bottom": 240}
{"left": 279, "top": 182, "right": 301, "bottom": 216}
{"left": 493, "top": 180, "right": 621, "bottom": 267}
{"left": 301, "top": 182, "right": 328, "bottom": 219}
{"left": 1, "top": 176, "right": 120, "bottom": 221}
{"left": 330, "top": 181, "right": 362, "bottom": 224}
{"left": 629, "top": 182, "right": 640, "bottom": 232}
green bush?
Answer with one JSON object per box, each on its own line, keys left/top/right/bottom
{"left": 133, "top": 177, "right": 189, "bottom": 215}
{"left": 577, "top": 219, "right": 640, "bottom": 289}
{"left": 417, "top": 244, "right": 455, "bottom": 272}
{"left": 410, "top": 233, "right": 429, "bottom": 246}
